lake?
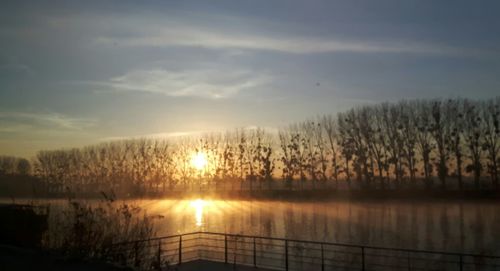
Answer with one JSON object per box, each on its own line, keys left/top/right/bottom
{"left": 131, "top": 199, "right": 500, "bottom": 255}
{"left": 6, "top": 198, "right": 500, "bottom": 255}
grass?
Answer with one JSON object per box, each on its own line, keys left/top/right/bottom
{"left": 42, "top": 193, "right": 159, "bottom": 265}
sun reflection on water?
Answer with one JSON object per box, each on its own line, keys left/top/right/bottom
{"left": 190, "top": 199, "right": 208, "bottom": 227}
{"left": 148, "top": 198, "right": 250, "bottom": 233}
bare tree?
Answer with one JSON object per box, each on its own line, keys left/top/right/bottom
{"left": 446, "top": 99, "right": 465, "bottom": 189}
{"left": 322, "top": 115, "right": 340, "bottom": 188}
{"left": 312, "top": 119, "right": 328, "bottom": 185}
{"left": 301, "top": 121, "right": 319, "bottom": 187}
{"left": 29, "top": 97, "right": 500, "bottom": 195}
{"left": 398, "top": 102, "right": 418, "bottom": 187}
{"left": 337, "top": 112, "right": 355, "bottom": 188}
{"left": 463, "top": 100, "right": 483, "bottom": 189}
{"left": 482, "top": 98, "right": 500, "bottom": 189}
{"left": 382, "top": 104, "right": 405, "bottom": 188}
{"left": 0, "top": 156, "right": 32, "bottom": 178}
{"left": 414, "top": 101, "right": 434, "bottom": 189}
{"left": 430, "top": 100, "right": 451, "bottom": 189}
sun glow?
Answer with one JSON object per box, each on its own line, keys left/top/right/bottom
{"left": 191, "top": 152, "right": 207, "bottom": 171}
{"left": 191, "top": 199, "right": 208, "bottom": 227}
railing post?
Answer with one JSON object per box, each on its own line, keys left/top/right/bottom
{"left": 225, "top": 234, "right": 228, "bottom": 264}
{"left": 361, "top": 246, "right": 365, "bottom": 271}
{"left": 178, "top": 235, "right": 182, "bottom": 265}
{"left": 459, "top": 254, "right": 463, "bottom": 271}
{"left": 197, "top": 233, "right": 201, "bottom": 260}
{"left": 119, "top": 244, "right": 126, "bottom": 266}
{"left": 407, "top": 251, "right": 411, "bottom": 271}
{"left": 157, "top": 240, "right": 162, "bottom": 270}
{"left": 134, "top": 241, "right": 139, "bottom": 267}
{"left": 285, "top": 240, "right": 289, "bottom": 271}
{"left": 321, "top": 243, "right": 325, "bottom": 271}
{"left": 253, "top": 237, "right": 257, "bottom": 267}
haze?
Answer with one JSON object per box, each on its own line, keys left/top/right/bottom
{"left": 1, "top": 0, "right": 500, "bottom": 157}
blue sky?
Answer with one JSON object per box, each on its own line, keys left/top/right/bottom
{"left": 1, "top": 0, "right": 499, "bottom": 157}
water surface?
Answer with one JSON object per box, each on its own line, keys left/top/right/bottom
{"left": 5, "top": 198, "right": 500, "bottom": 255}
{"left": 135, "top": 199, "right": 500, "bottom": 255}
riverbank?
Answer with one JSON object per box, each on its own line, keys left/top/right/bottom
{"left": 5, "top": 189, "right": 500, "bottom": 202}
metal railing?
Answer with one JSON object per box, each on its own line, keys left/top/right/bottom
{"left": 105, "top": 231, "right": 500, "bottom": 270}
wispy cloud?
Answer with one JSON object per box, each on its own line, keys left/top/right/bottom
{"left": 0, "top": 111, "right": 96, "bottom": 133}
{"left": 79, "top": 67, "right": 270, "bottom": 99}
{"left": 0, "top": 55, "right": 35, "bottom": 76}
{"left": 100, "top": 130, "right": 203, "bottom": 142}
{"left": 9, "top": 10, "right": 486, "bottom": 57}
{"left": 100, "top": 126, "right": 280, "bottom": 142}
{"left": 94, "top": 24, "right": 469, "bottom": 56}
{"left": 0, "top": 63, "right": 34, "bottom": 75}
{"left": 2, "top": 4, "right": 494, "bottom": 57}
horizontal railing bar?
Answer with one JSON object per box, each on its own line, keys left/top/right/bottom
{"left": 288, "top": 258, "right": 322, "bottom": 265}
{"left": 204, "top": 231, "right": 500, "bottom": 259}
{"left": 159, "top": 240, "right": 181, "bottom": 245}
{"left": 197, "top": 244, "right": 224, "bottom": 249}
{"left": 323, "top": 261, "right": 360, "bottom": 268}
{"left": 252, "top": 264, "right": 284, "bottom": 271}
{"left": 235, "top": 249, "right": 285, "bottom": 257}
{"left": 112, "top": 231, "right": 202, "bottom": 245}
{"left": 159, "top": 252, "right": 179, "bottom": 258}
{"left": 224, "top": 251, "right": 254, "bottom": 258}
{"left": 249, "top": 254, "right": 284, "bottom": 262}
{"left": 368, "top": 262, "right": 422, "bottom": 269}
{"left": 108, "top": 230, "right": 500, "bottom": 271}
{"left": 197, "top": 237, "right": 224, "bottom": 242}
{"left": 365, "top": 252, "right": 450, "bottom": 260}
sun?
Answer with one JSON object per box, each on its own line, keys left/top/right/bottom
{"left": 191, "top": 152, "right": 207, "bottom": 170}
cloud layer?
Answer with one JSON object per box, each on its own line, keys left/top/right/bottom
{"left": 0, "top": 111, "right": 95, "bottom": 134}
{"left": 85, "top": 67, "right": 270, "bottom": 99}
{"left": 93, "top": 20, "right": 469, "bottom": 56}
{"left": 1, "top": 1, "right": 500, "bottom": 157}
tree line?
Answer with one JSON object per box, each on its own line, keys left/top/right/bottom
{"left": 0, "top": 156, "right": 31, "bottom": 176}
{"left": 3, "top": 97, "right": 498, "bottom": 195}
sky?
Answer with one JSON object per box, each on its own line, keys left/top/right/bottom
{"left": 1, "top": 0, "right": 500, "bottom": 157}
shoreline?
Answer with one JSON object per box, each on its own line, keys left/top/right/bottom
{"left": 4, "top": 189, "right": 500, "bottom": 202}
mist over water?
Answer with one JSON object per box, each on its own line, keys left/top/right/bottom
{"left": 5, "top": 198, "right": 498, "bottom": 255}
{"left": 126, "top": 199, "right": 500, "bottom": 255}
